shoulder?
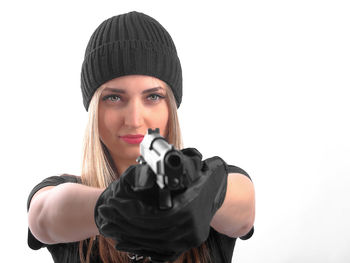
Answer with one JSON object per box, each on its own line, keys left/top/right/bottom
{"left": 27, "top": 174, "right": 83, "bottom": 252}
{"left": 27, "top": 174, "right": 82, "bottom": 211}
{"left": 60, "top": 173, "right": 82, "bottom": 183}
{"left": 227, "top": 164, "right": 252, "bottom": 181}
{"left": 36, "top": 173, "right": 82, "bottom": 185}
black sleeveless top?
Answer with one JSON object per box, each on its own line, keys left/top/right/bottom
{"left": 27, "top": 165, "right": 254, "bottom": 262}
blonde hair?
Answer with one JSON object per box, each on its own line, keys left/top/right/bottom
{"left": 78, "top": 82, "right": 209, "bottom": 263}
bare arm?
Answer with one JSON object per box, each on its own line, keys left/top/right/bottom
{"left": 210, "top": 173, "right": 255, "bottom": 238}
{"left": 28, "top": 183, "right": 105, "bottom": 244}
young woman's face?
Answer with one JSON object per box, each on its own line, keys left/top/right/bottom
{"left": 98, "top": 75, "right": 169, "bottom": 168}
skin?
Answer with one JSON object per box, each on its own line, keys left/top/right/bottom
{"left": 98, "top": 75, "right": 169, "bottom": 176}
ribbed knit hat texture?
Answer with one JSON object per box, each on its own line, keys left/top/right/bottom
{"left": 81, "top": 11, "right": 182, "bottom": 111}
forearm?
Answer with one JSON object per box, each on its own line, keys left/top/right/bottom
{"left": 210, "top": 173, "right": 255, "bottom": 238}
{"left": 30, "top": 183, "right": 105, "bottom": 244}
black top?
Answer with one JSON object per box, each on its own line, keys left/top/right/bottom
{"left": 27, "top": 165, "right": 254, "bottom": 263}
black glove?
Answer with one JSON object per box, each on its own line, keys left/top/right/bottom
{"left": 94, "top": 148, "right": 228, "bottom": 262}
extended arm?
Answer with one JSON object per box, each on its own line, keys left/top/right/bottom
{"left": 28, "top": 183, "right": 105, "bottom": 244}
{"left": 211, "top": 173, "right": 255, "bottom": 238}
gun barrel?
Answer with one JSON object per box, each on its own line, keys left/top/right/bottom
{"left": 152, "top": 138, "right": 172, "bottom": 158}
{"left": 138, "top": 128, "right": 186, "bottom": 210}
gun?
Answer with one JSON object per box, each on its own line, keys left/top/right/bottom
{"left": 136, "top": 128, "right": 187, "bottom": 210}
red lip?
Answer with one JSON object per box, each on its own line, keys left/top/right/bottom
{"left": 119, "top": 134, "right": 144, "bottom": 144}
{"left": 120, "top": 134, "right": 144, "bottom": 138}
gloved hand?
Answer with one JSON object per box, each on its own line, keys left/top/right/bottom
{"left": 94, "top": 148, "right": 228, "bottom": 262}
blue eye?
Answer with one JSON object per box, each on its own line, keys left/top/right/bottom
{"left": 102, "top": 95, "right": 121, "bottom": 102}
{"left": 148, "top": 94, "right": 165, "bottom": 101}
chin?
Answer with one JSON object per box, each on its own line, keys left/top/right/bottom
{"left": 125, "top": 148, "right": 141, "bottom": 160}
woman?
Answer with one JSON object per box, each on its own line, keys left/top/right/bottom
{"left": 27, "top": 11, "right": 255, "bottom": 263}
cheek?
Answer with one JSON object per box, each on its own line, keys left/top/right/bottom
{"left": 99, "top": 109, "right": 120, "bottom": 139}
{"left": 157, "top": 104, "right": 169, "bottom": 134}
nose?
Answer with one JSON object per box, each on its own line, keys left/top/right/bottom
{"left": 123, "top": 99, "right": 144, "bottom": 128}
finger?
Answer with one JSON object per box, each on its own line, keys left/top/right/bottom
{"left": 179, "top": 148, "right": 205, "bottom": 182}
{"left": 131, "top": 164, "right": 156, "bottom": 191}
{"left": 183, "top": 158, "right": 202, "bottom": 183}
{"left": 180, "top": 148, "right": 203, "bottom": 160}
{"left": 202, "top": 156, "right": 228, "bottom": 173}
{"left": 119, "top": 165, "right": 138, "bottom": 188}
{"left": 120, "top": 164, "right": 156, "bottom": 192}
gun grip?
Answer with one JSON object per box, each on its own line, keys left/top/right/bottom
{"left": 158, "top": 188, "right": 172, "bottom": 210}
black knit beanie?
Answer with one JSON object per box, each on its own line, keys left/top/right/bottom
{"left": 81, "top": 11, "right": 182, "bottom": 111}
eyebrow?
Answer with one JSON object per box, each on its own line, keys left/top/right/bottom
{"left": 103, "top": 87, "right": 165, "bottom": 94}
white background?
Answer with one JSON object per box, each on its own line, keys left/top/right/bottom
{"left": 0, "top": 0, "right": 349, "bottom": 262}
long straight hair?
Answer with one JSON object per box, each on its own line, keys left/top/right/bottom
{"left": 78, "top": 81, "right": 210, "bottom": 263}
